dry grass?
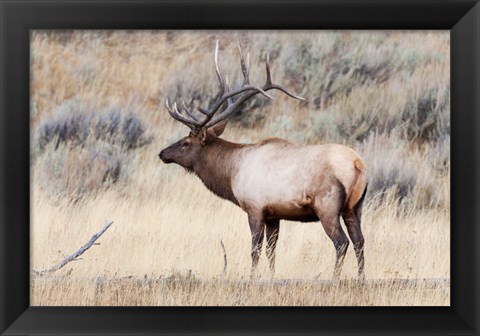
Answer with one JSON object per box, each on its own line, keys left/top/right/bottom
{"left": 30, "top": 30, "right": 450, "bottom": 306}
{"left": 31, "top": 277, "right": 449, "bottom": 306}
{"left": 30, "top": 172, "right": 450, "bottom": 306}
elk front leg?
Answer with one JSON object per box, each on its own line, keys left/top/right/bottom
{"left": 265, "top": 219, "right": 280, "bottom": 275}
{"left": 248, "top": 214, "right": 265, "bottom": 277}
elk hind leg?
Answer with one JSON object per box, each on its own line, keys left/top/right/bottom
{"left": 315, "top": 211, "right": 349, "bottom": 278}
{"left": 265, "top": 219, "right": 280, "bottom": 275}
{"left": 313, "top": 182, "right": 349, "bottom": 278}
{"left": 325, "top": 216, "right": 349, "bottom": 279}
{"left": 342, "top": 210, "right": 365, "bottom": 279}
{"left": 343, "top": 184, "right": 367, "bottom": 278}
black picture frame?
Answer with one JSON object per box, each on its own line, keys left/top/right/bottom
{"left": 1, "top": 0, "right": 479, "bottom": 335}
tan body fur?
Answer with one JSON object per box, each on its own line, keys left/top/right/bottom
{"left": 233, "top": 140, "right": 367, "bottom": 222}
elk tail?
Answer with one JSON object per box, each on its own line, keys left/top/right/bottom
{"left": 346, "top": 159, "right": 368, "bottom": 211}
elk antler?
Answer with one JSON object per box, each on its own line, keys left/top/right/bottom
{"left": 166, "top": 40, "right": 305, "bottom": 134}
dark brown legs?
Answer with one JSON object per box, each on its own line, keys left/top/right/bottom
{"left": 312, "top": 180, "right": 366, "bottom": 279}
{"left": 316, "top": 212, "right": 350, "bottom": 278}
{"left": 248, "top": 215, "right": 280, "bottom": 276}
{"left": 247, "top": 183, "right": 365, "bottom": 279}
{"left": 315, "top": 208, "right": 365, "bottom": 279}
{"left": 342, "top": 209, "right": 365, "bottom": 278}
{"left": 313, "top": 181, "right": 350, "bottom": 279}
{"left": 265, "top": 219, "right": 280, "bottom": 274}
{"left": 248, "top": 214, "right": 264, "bottom": 274}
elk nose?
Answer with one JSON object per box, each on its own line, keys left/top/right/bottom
{"left": 159, "top": 150, "right": 172, "bottom": 163}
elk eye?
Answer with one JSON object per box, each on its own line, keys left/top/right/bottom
{"left": 182, "top": 142, "right": 190, "bottom": 148}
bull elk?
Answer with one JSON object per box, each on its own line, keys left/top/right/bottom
{"left": 159, "top": 41, "right": 368, "bottom": 278}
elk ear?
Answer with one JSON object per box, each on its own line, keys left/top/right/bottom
{"left": 209, "top": 120, "right": 227, "bottom": 137}
{"left": 199, "top": 127, "right": 208, "bottom": 145}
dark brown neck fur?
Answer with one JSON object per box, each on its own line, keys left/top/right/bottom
{"left": 193, "top": 138, "right": 246, "bottom": 206}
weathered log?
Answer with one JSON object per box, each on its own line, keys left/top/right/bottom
{"left": 32, "top": 220, "right": 114, "bottom": 276}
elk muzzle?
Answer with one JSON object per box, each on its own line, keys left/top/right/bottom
{"left": 158, "top": 149, "right": 174, "bottom": 164}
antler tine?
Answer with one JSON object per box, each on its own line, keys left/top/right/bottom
{"left": 264, "top": 52, "right": 306, "bottom": 101}
{"left": 194, "top": 103, "right": 210, "bottom": 116}
{"left": 181, "top": 101, "right": 201, "bottom": 123}
{"left": 225, "top": 76, "right": 233, "bottom": 106}
{"left": 193, "top": 39, "right": 230, "bottom": 119}
{"left": 238, "top": 41, "right": 250, "bottom": 85}
{"left": 165, "top": 99, "right": 197, "bottom": 131}
{"left": 267, "top": 83, "right": 307, "bottom": 101}
{"left": 203, "top": 99, "right": 244, "bottom": 128}
{"left": 221, "top": 85, "right": 274, "bottom": 101}
{"left": 214, "top": 40, "right": 226, "bottom": 96}
{"left": 197, "top": 84, "right": 274, "bottom": 127}
{"left": 265, "top": 52, "right": 272, "bottom": 85}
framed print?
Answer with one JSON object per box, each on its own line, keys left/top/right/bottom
{"left": 1, "top": 0, "right": 479, "bottom": 335}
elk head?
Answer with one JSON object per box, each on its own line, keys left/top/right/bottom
{"left": 158, "top": 40, "right": 305, "bottom": 170}
{"left": 158, "top": 121, "right": 227, "bottom": 171}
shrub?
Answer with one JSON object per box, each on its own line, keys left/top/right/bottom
{"left": 226, "top": 99, "right": 269, "bottom": 128}
{"left": 36, "top": 142, "right": 124, "bottom": 200}
{"left": 358, "top": 132, "right": 447, "bottom": 208}
{"left": 34, "top": 99, "right": 152, "bottom": 199}
{"left": 425, "top": 135, "right": 450, "bottom": 173}
{"left": 35, "top": 99, "right": 152, "bottom": 152}
{"left": 266, "top": 115, "right": 300, "bottom": 142}
{"left": 277, "top": 33, "right": 403, "bottom": 109}
{"left": 309, "top": 111, "right": 340, "bottom": 142}
{"left": 315, "top": 73, "right": 450, "bottom": 143}
{"left": 361, "top": 137, "right": 417, "bottom": 202}
{"left": 401, "top": 86, "right": 450, "bottom": 141}
{"left": 36, "top": 99, "right": 92, "bottom": 150}
{"left": 256, "top": 32, "right": 450, "bottom": 143}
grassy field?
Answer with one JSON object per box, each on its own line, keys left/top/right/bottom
{"left": 30, "top": 31, "right": 450, "bottom": 306}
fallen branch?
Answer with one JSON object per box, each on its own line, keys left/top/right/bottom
{"left": 220, "top": 240, "right": 227, "bottom": 275}
{"left": 32, "top": 220, "right": 114, "bottom": 276}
